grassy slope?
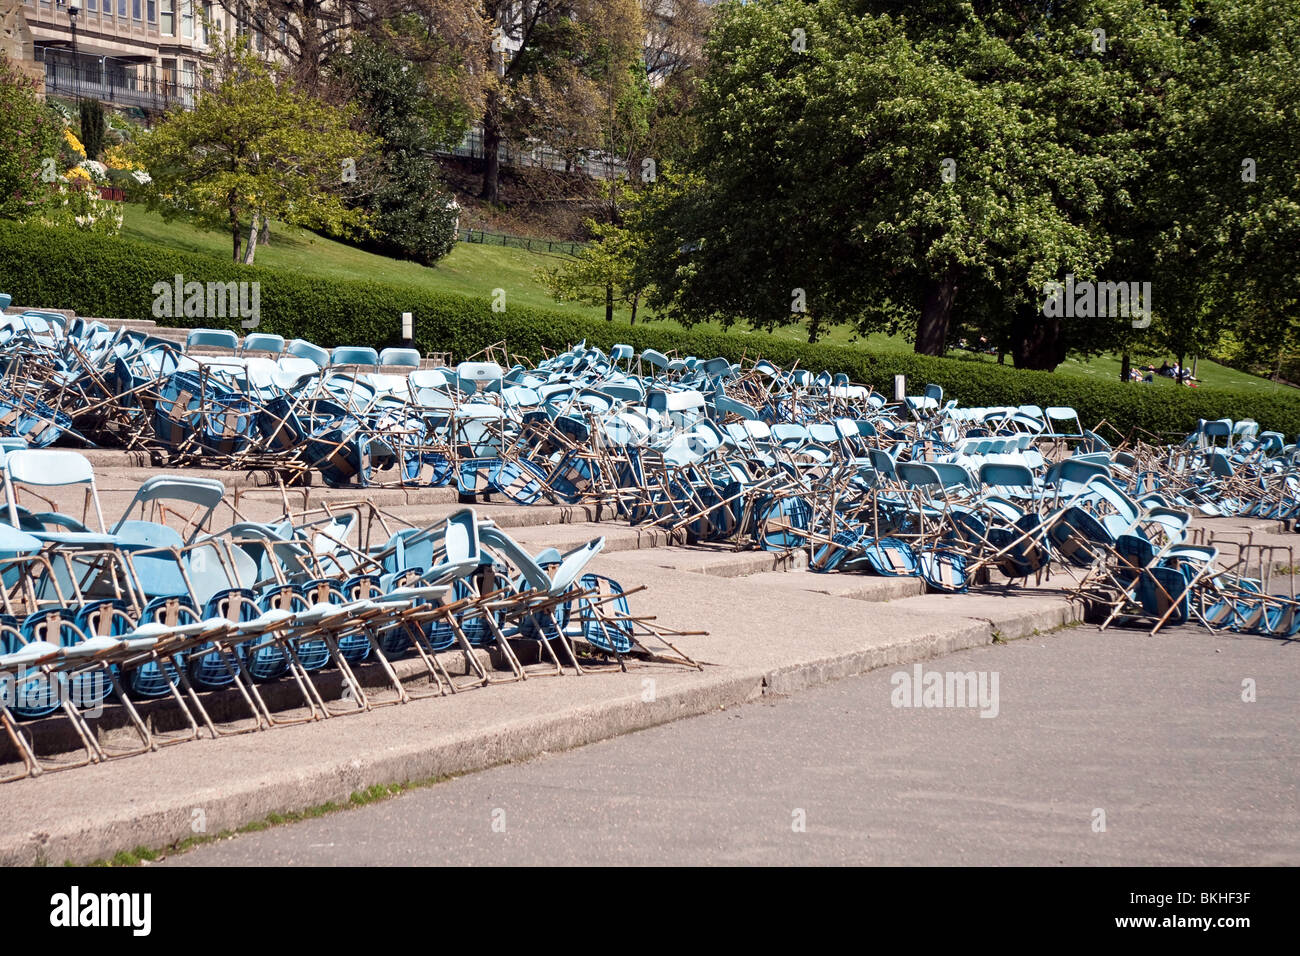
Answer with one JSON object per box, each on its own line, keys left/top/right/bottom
{"left": 122, "top": 205, "right": 1289, "bottom": 394}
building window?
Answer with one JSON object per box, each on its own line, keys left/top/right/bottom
{"left": 148, "top": 0, "right": 156, "bottom": 23}
{"left": 119, "top": 0, "right": 127, "bottom": 18}
{"left": 201, "top": 1, "right": 212, "bottom": 44}
{"left": 87, "top": 0, "right": 97, "bottom": 14}
{"left": 133, "top": 0, "right": 141, "bottom": 20}
{"left": 182, "top": 1, "right": 193, "bottom": 38}
{"left": 160, "top": 0, "right": 173, "bottom": 35}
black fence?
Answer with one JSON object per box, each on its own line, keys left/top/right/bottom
{"left": 458, "top": 228, "right": 584, "bottom": 257}
{"left": 42, "top": 54, "right": 191, "bottom": 113}
{"left": 440, "top": 126, "right": 628, "bottom": 183}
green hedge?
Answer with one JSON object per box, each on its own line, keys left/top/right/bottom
{"left": 4, "top": 220, "right": 1300, "bottom": 439}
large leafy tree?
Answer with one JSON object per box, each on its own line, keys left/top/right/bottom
{"left": 132, "top": 44, "right": 376, "bottom": 264}
{"left": 335, "top": 34, "right": 462, "bottom": 265}
{"left": 0, "top": 51, "right": 61, "bottom": 222}
{"left": 212, "top": 0, "right": 489, "bottom": 105}
{"left": 1150, "top": 0, "right": 1300, "bottom": 373}
{"left": 637, "top": 0, "right": 1113, "bottom": 353}
{"left": 478, "top": 0, "right": 643, "bottom": 202}
{"left": 636, "top": 0, "right": 1300, "bottom": 370}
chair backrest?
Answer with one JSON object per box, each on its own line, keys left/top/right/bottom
{"left": 1045, "top": 406, "right": 1082, "bottom": 435}
{"left": 4, "top": 449, "right": 105, "bottom": 532}
{"left": 111, "top": 475, "right": 226, "bottom": 543}
{"left": 242, "top": 333, "right": 285, "bottom": 355}
{"left": 896, "top": 461, "right": 942, "bottom": 489}
{"left": 549, "top": 538, "right": 606, "bottom": 596}
{"left": 478, "top": 525, "right": 551, "bottom": 592}
{"left": 331, "top": 346, "right": 380, "bottom": 367}
{"left": 288, "top": 338, "right": 331, "bottom": 367}
{"left": 979, "top": 462, "right": 1036, "bottom": 491}
{"left": 456, "top": 361, "right": 503, "bottom": 394}
{"left": 379, "top": 347, "right": 421, "bottom": 368}
{"left": 186, "top": 328, "right": 240, "bottom": 352}
{"left": 868, "top": 447, "right": 897, "bottom": 479}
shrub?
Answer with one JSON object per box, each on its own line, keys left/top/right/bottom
{"left": 2, "top": 219, "right": 1299, "bottom": 438}
{"left": 79, "top": 99, "right": 105, "bottom": 161}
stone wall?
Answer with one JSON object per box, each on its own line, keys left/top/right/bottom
{"left": 1, "top": 6, "right": 45, "bottom": 94}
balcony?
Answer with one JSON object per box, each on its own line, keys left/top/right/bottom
{"left": 41, "top": 48, "right": 192, "bottom": 112}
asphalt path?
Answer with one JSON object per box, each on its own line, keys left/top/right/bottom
{"left": 163, "top": 624, "right": 1298, "bottom": 866}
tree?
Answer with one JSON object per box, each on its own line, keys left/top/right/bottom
{"left": 538, "top": 212, "right": 651, "bottom": 322}
{"left": 210, "top": 0, "right": 489, "bottom": 105}
{"left": 477, "top": 0, "right": 642, "bottom": 203}
{"left": 79, "top": 99, "right": 105, "bottom": 162}
{"left": 335, "top": 34, "right": 462, "bottom": 264}
{"left": 132, "top": 43, "right": 376, "bottom": 264}
{"left": 642, "top": 0, "right": 711, "bottom": 82}
{"left": 636, "top": 1, "right": 1112, "bottom": 351}
{"left": 0, "top": 50, "right": 60, "bottom": 222}
{"left": 1150, "top": 0, "right": 1300, "bottom": 373}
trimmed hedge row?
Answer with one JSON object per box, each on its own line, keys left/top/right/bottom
{"left": 5, "top": 220, "right": 1300, "bottom": 438}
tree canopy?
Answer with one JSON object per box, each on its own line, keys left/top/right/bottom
{"left": 132, "top": 44, "right": 376, "bottom": 264}
{"left": 629, "top": 0, "right": 1300, "bottom": 370}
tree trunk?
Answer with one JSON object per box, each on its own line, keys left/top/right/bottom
{"left": 243, "top": 213, "right": 260, "bottom": 265}
{"left": 630, "top": 293, "right": 639, "bottom": 326}
{"left": 480, "top": 109, "right": 502, "bottom": 203}
{"left": 1010, "top": 307, "right": 1069, "bottom": 371}
{"left": 259, "top": 218, "right": 270, "bottom": 246}
{"left": 807, "top": 313, "right": 822, "bottom": 344}
{"left": 1120, "top": 351, "right": 1131, "bottom": 383}
{"left": 915, "top": 268, "right": 958, "bottom": 355}
{"left": 605, "top": 283, "right": 614, "bottom": 322}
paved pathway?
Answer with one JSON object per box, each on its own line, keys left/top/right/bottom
{"left": 164, "top": 624, "right": 1298, "bottom": 866}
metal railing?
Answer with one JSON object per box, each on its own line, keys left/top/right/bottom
{"left": 42, "top": 54, "right": 193, "bottom": 112}
{"left": 440, "top": 125, "right": 629, "bottom": 183}
{"left": 458, "top": 227, "right": 585, "bottom": 257}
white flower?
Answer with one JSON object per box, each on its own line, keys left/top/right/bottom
{"left": 78, "top": 160, "right": 109, "bottom": 182}
{"left": 131, "top": 170, "right": 152, "bottom": 185}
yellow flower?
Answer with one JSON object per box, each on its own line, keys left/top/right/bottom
{"left": 63, "top": 128, "right": 87, "bottom": 158}
{"left": 104, "top": 144, "right": 133, "bottom": 170}
{"left": 65, "top": 166, "right": 93, "bottom": 185}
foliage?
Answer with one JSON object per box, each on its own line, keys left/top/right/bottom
{"left": 79, "top": 99, "right": 106, "bottom": 161}
{"left": 130, "top": 43, "right": 376, "bottom": 264}
{"left": 4, "top": 218, "right": 1299, "bottom": 437}
{"left": 0, "top": 52, "right": 61, "bottom": 222}
{"left": 537, "top": 199, "right": 651, "bottom": 320}
{"left": 478, "top": 0, "right": 644, "bottom": 201}
{"left": 633, "top": 0, "right": 1300, "bottom": 372}
{"left": 333, "top": 34, "right": 462, "bottom": 265}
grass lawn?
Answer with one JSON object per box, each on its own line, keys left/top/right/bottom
{"left": 122, "top": 204, "right": 619, "bottom": 322}
{"left": 121, "top": 204, "right": 1291, "bottom": 394}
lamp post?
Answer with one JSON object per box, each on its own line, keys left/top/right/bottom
{"left": 68, "top": 4, "right": 81, "bottom": 106}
